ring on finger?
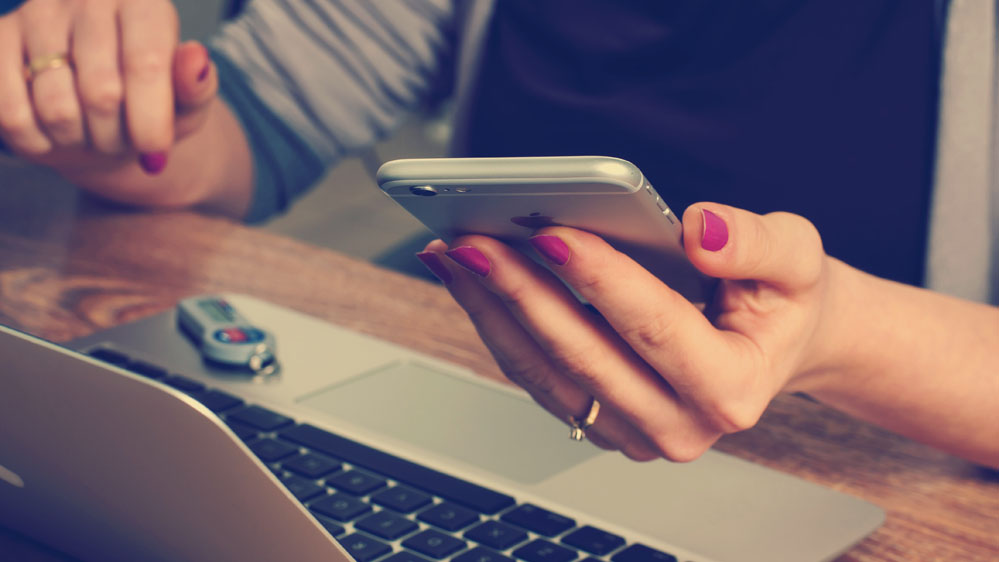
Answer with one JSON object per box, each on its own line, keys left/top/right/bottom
{"left": 24, "top": 52, "right": 73, "bottom": 82}
{"left": 568, "top": 397, "right": 601, "bottom": 441}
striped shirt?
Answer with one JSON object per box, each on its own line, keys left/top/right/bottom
{"left": 210, "top": 0, "right": 459, "bottom": 221}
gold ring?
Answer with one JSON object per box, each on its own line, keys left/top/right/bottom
{"left": 568, "top": 398, "right": 600, "bottom": 441}
{"left": 24, "top": 52, "right": 72, "bottom": 82}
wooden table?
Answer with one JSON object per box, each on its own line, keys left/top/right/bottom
{"left": 1, "top": 165, "right": 996, "bottom": 561}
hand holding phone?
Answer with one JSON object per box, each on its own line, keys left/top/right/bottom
{"left": 376, "top": 156, "right": 711, "bottom": 302}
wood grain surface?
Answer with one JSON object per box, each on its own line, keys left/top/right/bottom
{"left": 0, "top": 167, "right": 996, "bottom": 561}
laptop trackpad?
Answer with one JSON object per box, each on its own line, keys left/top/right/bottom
{"left": 296, "top": 362, "right": 601, "bottom": 484}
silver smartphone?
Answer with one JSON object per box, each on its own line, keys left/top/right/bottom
{"left": 376, "top": 156, "right": 710, "bottom": 302}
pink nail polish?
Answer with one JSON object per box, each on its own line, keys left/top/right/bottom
{"left": 139, "top": 152, "right": 168, "bottom": 175}
{"left": 445, "top": 246, "right": 491, "bottom": 277}
{"left": 529, "top": 235, "right": 570, "bottom": 265}
{"left": 416, "top": 252, "right": 453, "bottom": 284}
{"left": 701, "top": 208, "right": 728, "bottom": 252}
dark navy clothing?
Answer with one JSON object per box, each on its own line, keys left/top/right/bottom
{"left": 463, "top": 0, "right": 941, "bottom": 285}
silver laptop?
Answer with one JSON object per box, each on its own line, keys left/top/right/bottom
{"left": 0, "top": 294, "right": 884, "bottom": 562}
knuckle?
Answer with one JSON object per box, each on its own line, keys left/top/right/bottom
{"left": 561, "top": 240, "right": 627, "bottom": 299}
{"left": 572, "top": 272, "right": 605, "bottom": 296}
{"left": 36, "top": 97, "right": 80, "bottom": 131}
{"left": 79, "top": 74, "right": 124, "bottom": 117}
{"left": 650, "top": 436, "right": 708, "bottom": 463}
{"left": 123, "top": 48, "right": 171, "bottom": 79}
{"left": 496, "top": 278, "right": 533, "bottom": 312}
{"left": 462, "top": 304, "right": 496, "bottom": 334}
{"left": 515, "top": 369, "right": 558, "bottom": 397}
{"left": 743, "top": 220, "right": 775, "bottom": 278}
{"left": 0, "top": 102, "right": 36, "bottom": 138}
{"left": 790, "top": 215, "right": 825, "bottom": 278}
{"left": 714, "top": 405, "right": 761, "bottom": 434}
{"left": 618, "top": 311, "right": 678, "bottom": 354}
{"left": 767, "top": 212, "right": 825, "bottom": 282}
{"left": 91, "top": 132, "right": 125, "bottom": 154}
{"left": 498, "top": 358, "right": 558, "bottom": 397}
{"left": 546, "top": 344, "right": 601, "bottom": 385}
{"left": 619, "top": 443, "right": 659, "bottom": 463}
{"left": 700, "top": 396, "right": 764, "bottom": 434}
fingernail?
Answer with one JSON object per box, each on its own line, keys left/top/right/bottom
{"left": 139, "top": 152, "right": 168, "bottom": 175}
{"left": 416, "top": 251, "right": 453, "bottom": 284}
{"left": 197, "top": 61, "right": 211, "bottom": 82}
{"left": 529, "top": 235, "right": 570, "bottom": 265}
{"left": 445, "top": 246, "right": 491, "bottom": 277}
{"left": 701, "top": 208, "right": 728, "bottom": 251}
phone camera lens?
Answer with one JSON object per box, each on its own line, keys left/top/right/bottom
{"left": 410, "top": 185, "right": 438, "bottom": 197}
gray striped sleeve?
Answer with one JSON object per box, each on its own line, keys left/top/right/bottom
{"left": 210, "top": 0, "right": 455, "bottom": 165}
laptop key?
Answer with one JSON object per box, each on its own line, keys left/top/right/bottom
{"left": 455, "top": 546, "right": 517, "bottom": 562}
{"left": 610, "top": 544, "right": 676, "bottom": 562}
{"left": 162, "top": 374, "right": 205, "bottom": 393}
{"left": 513, "top": 539, "right": 577, "bottom": 562}
{"left": 247, "top": 437, "right": 298, "bottom": 462}
{"left": 87, "top": 347, "right": 130, "bottom": 365}
{"left": 279, "top": 473, "right": 325, "bottom": 502}
{"left": 418, "top": 501, "right": 479, "bottom": 531}
{"left": 312, "top": 513, "right": 346, "bottom": 537}
{"left": 310, "top": 492, "right": 371, "bottom": 522}
{"left": 281, "top": 424, "right": 515, "bottom": 514}
{"left": 401, "top": 529, "right": 466, "bottom": 559}
{"left": 383, "top": 551, "right": 433, "bottom": 562}
{"left": 339, "top": 532, "right": 393, "bottom": 562}
{"left": 465, "top": 521, "right": 528, "bottom": 550}
{"left": 372, "top": 485, "right": 433, "bottom": 513}
{"left": 355, "top": 510, "right": 419, "bottom": 540}
{"left": 125, "top": 360, "right": 167, "bottom": 380}
{"left": 501, "top": 504, "right": 575, "bottom": 537}
{"left": 228, "top": 405, "right": 294, "bottom": 431}
{"left": 561, "top": 526, "right": 625, "bottom": 556}
{"left": 283, "top": 452, "right": 342, "bottom": 479}
{"left": 190, "top": 388, "right": 243, "bottom": 412}
{"left": 327, "top": 469, "right": 387, "bottom": 496}
{"left": 225, "top": 420, "right": 259, "bottom": 441}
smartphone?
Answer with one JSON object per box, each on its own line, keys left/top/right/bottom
{"left": 376, "top": 156, "right": 710, "bottom": 302}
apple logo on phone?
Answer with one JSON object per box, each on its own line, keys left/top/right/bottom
{"left": 510, "top": 212, "right": 559, "bottom": 229}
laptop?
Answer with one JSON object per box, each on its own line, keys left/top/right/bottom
{"left": 0, "top": 294, "right": 884, "bottom": 562}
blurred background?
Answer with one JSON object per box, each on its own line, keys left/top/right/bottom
{"left": 0, "top": 0, "right": 447, "bottom": 272}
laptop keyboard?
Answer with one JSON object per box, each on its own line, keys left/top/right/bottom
{"left": 87, "top": 347, "right": 682, "bottom": 562}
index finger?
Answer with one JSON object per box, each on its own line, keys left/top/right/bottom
{"left": 446, "top": 233, "right": 723, "bottom": 460}
{"left": 527, "top": 227, "right": 763, "bottom": 430}
{"left": 119, "top": 0, "right": 178, "bottom": 155}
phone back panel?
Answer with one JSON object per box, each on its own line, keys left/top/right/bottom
{"left": 378, "top": 157, "right": 710, "bottom": 302}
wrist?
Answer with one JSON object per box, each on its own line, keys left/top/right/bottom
{"left": 784, "top": 256, "right": 868, "bottom": 395}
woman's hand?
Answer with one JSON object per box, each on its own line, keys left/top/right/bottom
{"left": 0, "top": 0, "right": 217, "bottom": 178}
{"left": 417, "top": 204, "right": 838, "bottom": 462}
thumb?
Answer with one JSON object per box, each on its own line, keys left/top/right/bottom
{"left": 172, "top": 41, "right": 217, "bottom": 112}
{"left": 682, "top": 203, "right": 825, "bottom": 292}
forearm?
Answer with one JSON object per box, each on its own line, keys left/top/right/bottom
{"left": 54, "top": 98, "right": 253, "bottom": 219}
{"left": 798, "top": 258, "right": 999, "bottom": 466}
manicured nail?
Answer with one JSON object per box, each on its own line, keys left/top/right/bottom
{"left": 139, "top": 152, "right": 168, "bottom": 175}
{"left": 197, "top": 61, "right": 211, "bottom": 82}
{"left": 529, "top": 235, "right": 570, "bottom": 265}
{"left": 416, "top": 251, "right": 453, "bottom": 284}
{"left": 700, "top": 208, "right": 728, "bottom": 251}
{"left": 445, "top": 246, "right": 491, "bottom": 277}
